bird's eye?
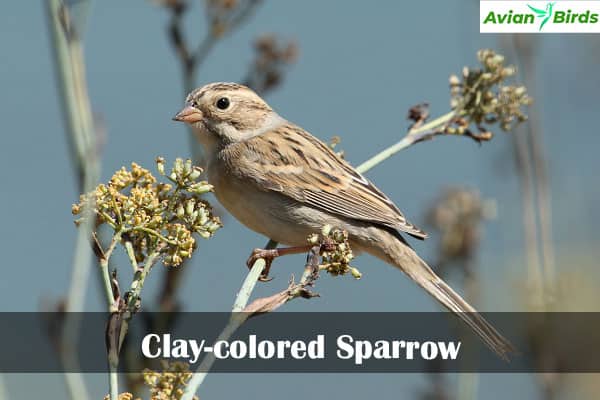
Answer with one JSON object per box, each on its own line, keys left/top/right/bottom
{"left": 216, "top": 97, "right": 230, "bottom": 110}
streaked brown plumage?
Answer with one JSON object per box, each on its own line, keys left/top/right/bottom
{"left": 174, "top": 82, "right": 515, "bottom": 359}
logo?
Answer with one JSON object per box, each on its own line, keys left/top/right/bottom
{"left": 527, "top": 2, "right": 554, "bottom": 31}
{"left": 480, "top": 1, "right": 600, "bottom": 33}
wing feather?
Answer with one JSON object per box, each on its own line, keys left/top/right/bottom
{"left": 230, "top": 123, "right": 427, "bottom": 239}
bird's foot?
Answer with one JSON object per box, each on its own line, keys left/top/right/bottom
{"left": 246, "top": 248, "right": 280, "bottom": 282}
{"left": 246, "top": 244, "right": 317, "bottom": 282}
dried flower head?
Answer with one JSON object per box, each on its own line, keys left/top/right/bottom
{"left": 426, "top": 187, "right": 496, "bottom": 264}
{"left": 205, "top": 0, "right": 258, "bottom": 38}
{"left": 307, "top": 225, "right": 361, "bottom": 279}
{"left": 245, "top": 34, "right": 298, "bottom": 94}
{"left": 143, "top": 361, "right": 198, "bottom": 400}
{"left": 449, "top": 49, "right": 532, "bottom": 133}
{"left": 73, "top": 157, "right": 221, "bottom": 267}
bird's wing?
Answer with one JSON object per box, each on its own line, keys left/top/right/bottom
{"left": 527, "top": 4, "right": 547, "bottom": 16}
{"left": 232, "top": 123, "right": 427, "bottom": 239}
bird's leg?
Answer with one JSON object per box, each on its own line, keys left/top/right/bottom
{"left": 246, "top": 245, "right": 314, "bottom": 282}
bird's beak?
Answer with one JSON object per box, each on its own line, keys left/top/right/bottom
{"left": 172, "top": 105, "right": 203, "bottom": 124}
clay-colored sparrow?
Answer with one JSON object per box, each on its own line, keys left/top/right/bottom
{"left": 174, "top": 82, "right": 514, "bottom": 359}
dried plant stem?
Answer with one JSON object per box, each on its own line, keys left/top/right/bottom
{"left": 500, "top": 35, "right": 551, "bottom": 307}
{"left": 46, "top": 1, "right": 98, "bottom": 399}
{"left": 512, "top": 127, "right": 544, "bottom": 304}
{"left": 513, "top": 36, "right": 556, "bottom": 289}
{"left": 47, "top": 0, "right": 100, "bottom": 315}
{"left": 182, "top": 124, "right": 434, "bottom": 400}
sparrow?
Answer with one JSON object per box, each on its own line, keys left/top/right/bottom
{"left": 173, "top": 82, "right": 514, "bottom": 359}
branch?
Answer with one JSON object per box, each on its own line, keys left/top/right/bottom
{"left": 356, "top": 110, "right": 456, "bottom": 173}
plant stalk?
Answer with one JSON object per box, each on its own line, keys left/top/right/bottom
{"left": 46, "top": 1, "right": 98, "bottom": 399}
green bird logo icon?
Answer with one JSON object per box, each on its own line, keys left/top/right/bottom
{"left": 528, "top": 2, "right": 555, "bottom": 31}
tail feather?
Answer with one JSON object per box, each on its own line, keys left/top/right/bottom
{"left": 368, "top": 230, "right": 516, "bottom": 360}
{"left": 425, "top": 277, "right": 515, "bottom": 360}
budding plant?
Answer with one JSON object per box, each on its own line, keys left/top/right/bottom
{"left": 72, "top": 158, "right": 222, "bottom": 400}
{"left": 307, "top": 225, "right": 361, "bottom": 280}
{"left": 73, "top": 158, "right": 221, "bottom": 311}
{"left": 448, "top": 49, "right": 532, "bottom": 136}
{"left": 357, "top": 49, "right": 532, "bottom": 172}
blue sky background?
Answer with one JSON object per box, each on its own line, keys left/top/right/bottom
{"left": 1, "top": 1, "right": 599, "bottom": 399}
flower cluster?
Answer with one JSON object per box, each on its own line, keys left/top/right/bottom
{"left": 73, "top": 158, "right": 221, "bottom": 267}
{"left": 449, "top": 49, "right": 532, "bottom": 133}
{"left": 142, "top": 361, "right": 198, "bottom": 400}
{"left": 307, "top": 225, "right": 361, "bottom": 279}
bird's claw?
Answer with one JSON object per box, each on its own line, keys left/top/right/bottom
{"left": 258, "top": 274, "right": 273, "bottom": 283}
{"left": 246, "top": 248, "right": 279, "bottom": 282}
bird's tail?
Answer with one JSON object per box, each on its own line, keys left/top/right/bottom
{"left": 365, "top": 231, "right": 515, "bottom": 360}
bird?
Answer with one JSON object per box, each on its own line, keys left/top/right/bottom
{"left": 173, "top": 82, "right": 515, "bottom": 359}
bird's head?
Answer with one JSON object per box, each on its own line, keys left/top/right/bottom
{"left": 173, "top": 82, "right": 282, "bottom": 150}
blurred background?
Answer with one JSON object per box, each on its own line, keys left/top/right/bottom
{"left": 1, "top": 0, "right": 599, "bottom": 399}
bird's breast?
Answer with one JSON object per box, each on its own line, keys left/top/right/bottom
{"left": 206, "top": 160, "right": 312, "bottom": 246}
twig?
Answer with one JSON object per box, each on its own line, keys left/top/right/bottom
{"left": 126, "top": 248, "right": 164, "bottom": 313}
{"left": 99, "top": 232, "right": 122, "bottom": 311}
{"left": 356, "top": 111, "right": 456, "bottom": 172}
{"left": 124, "top": 240, "right": 139, "bottom": 273}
